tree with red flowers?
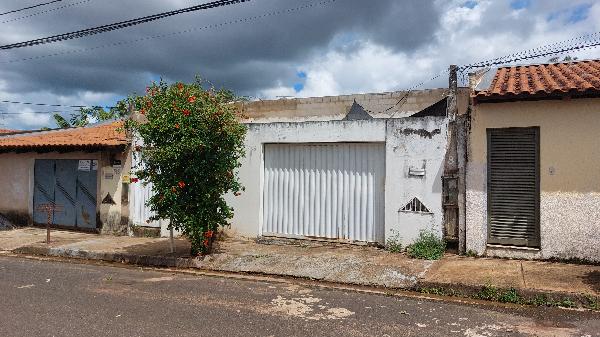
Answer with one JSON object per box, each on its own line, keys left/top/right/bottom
{"left": 125, "top": 79, "right": 246, "bottom": 255}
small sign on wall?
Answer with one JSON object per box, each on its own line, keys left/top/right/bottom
{"left": 92, "top": 160, "right": 98, "bottom": 171}
{"left": 78, "top": 160, "right": 91, "bottom": 171}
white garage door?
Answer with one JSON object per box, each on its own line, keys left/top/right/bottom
{"left": 263, "top": 143, "right": 385, "bottom": 243}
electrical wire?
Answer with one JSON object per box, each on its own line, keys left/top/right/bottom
{"left": 0, "top": 0, "right": 62, "bottom": 16}
{"left": 0, "top": 0, "right": 251, "bottom": 51}
{"left": 462, "top": 31, "right": 600, "bottom": 70}
{"left": 0, "top": 0, "right": 337, "bottom": 65}
{"left": 0, "top": 110, "right": 75, "bottom": 114}
{"left": 1, "top": 0, "right": 92, "bottom": 24}
{"left": 0, "top": 99, "right": 108, "bottom": 109}
{"left": 381, "top": 68, "right": 449, "bottom": 117}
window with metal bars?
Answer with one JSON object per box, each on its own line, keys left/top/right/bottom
{"left": 400, "top": 197, "right": 431, "bottom": 214}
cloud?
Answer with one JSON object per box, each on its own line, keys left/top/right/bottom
{"left": 0, "top": 0, "right": 599, "bottom": 129}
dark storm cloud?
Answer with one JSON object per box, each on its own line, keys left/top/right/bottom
{"left": 0, "top": 0, "right": 440, "bottom": 96}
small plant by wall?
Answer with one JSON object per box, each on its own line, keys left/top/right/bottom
{"left": 406, "top": 229, "right": 446, "bottom": 260}
{"left": 385, "top": 229, "right": 403, "bottom": 253}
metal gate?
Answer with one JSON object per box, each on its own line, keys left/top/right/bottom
{"left": 33, "top": 159, "right": 98, "bottom": 229}
{"left": 129, "top": 145, "right": 160, "bottom": 228}
{"left": 487, "top": 127, "right": 540, "bottom": 247}
{"left": 263, "top": 143, "right": 385, "bottom": 243}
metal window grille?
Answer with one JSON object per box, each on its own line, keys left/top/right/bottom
{"left": 400, "top": 197, "right": 431, "bottom": 213}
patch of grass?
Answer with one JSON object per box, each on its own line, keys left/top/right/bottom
{"left": 465, "top": 250, "right": 478, "bottom": 257}
{"left": 406, "top": 229, "right": 446, "bottom": 260}
{"left": 475, "top": 283, "right": 500, "bottom": 301}
{"left": 385, "top": 230, "right": 403, "bottom": 253}
{"left": 584, "top": 295, "right": 600, "bottom": 311}
{"left": 475, "top": 284, "right": 524, "bottom": 304}
{"left": 497, "top": 288, "right": 522, "bottom": 304}
{"left": 530, "top": 294, "right": 550, "bottom": 306}
{"left": 419, "top": 287, "right": 461, "bottom": 297}
{"left": 555, "top": 298, "right": 576, "bottom": 308}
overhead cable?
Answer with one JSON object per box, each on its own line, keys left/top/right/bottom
{"left": 1, "top": 0, "right": 92, "bottom": 24}
{"left": 462, "top": 32, "right": 600, "bottom": 70}
{"left": 0, "top": 0, "right": 251, "bottom": 51}
{"left": 0, "top": 0, "right": 336, "bottom": 64}
{"left": 0, "top": 0, "right": 62, "bottom": 16}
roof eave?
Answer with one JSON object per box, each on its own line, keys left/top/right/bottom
{"left": 472, "top": 89, "right": 600, "bottom": 104}
{"left": 0, "top": 143, "right": 128, "bottom": 154}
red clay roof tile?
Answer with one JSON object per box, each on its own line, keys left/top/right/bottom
{"left": 0, "top": 121, "right": 127, "bottom": 150}
{"left": 474, "top": 59, "right": 600, "bottom": 101}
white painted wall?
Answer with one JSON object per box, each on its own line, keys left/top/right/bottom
{"left": 226, "top": 120, "right": 386, "bottom": 238}
{"left": 384, "top": 118, "right": 447, "bottom": 246}
{"left": 225, "top": 117, "right": 449, "bottom": 246}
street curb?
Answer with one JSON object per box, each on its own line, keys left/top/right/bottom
{"left": 10, "top": 245, "right": 599, "bottom": 311}
{"left": 416, "top": 280, "right": 599, "bottom": 310}
{"left": 12, "top": 246, "right": 199, "bottom": 269}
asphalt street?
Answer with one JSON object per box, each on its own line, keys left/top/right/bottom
{"left": 0, "top": 256, "right": 598, "bottom": 337}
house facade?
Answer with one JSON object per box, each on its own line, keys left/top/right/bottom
{"left": 466, "top": 59, "right": 600, "bottom": 262}
{"left": 169, "top": 89, "right": 469, "bottom": 246}
{"left": 0, "top": 121, "right": 132, "bottom": 234}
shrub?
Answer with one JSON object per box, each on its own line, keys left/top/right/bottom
{"left": 385, "top": 230, "right": 403, "bottom": 253}
{"left": 406, "top": 229, "right": 446, "bottom": 260}
{"left": 125, "top": 79, "right": 246, "bottom": 255}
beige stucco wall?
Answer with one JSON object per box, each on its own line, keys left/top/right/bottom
{"left": 466, "top": 98, "right": 600, "bottom": 262}
{"left": 0, "top": 149, "right": 129, "bottom": 234}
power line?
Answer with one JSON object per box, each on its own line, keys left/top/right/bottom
{"left": 380, "top": 68, "right": 449, "bottom": 116}
{"left": 1, "top": 0, "right": 92, "bottom": 24}
{"left": 0, "top": 111, "right": 69, "bottom": 114}
{"left": 0, "top": 0, "right": 62, "bottom": 16}
{"left": 0, "top": 0, "right": 251, "bottom": 51}
{"left": 462, "top": 31, "right": 600, "bottom": 70}
{"left": 0, "top": 0, "right": 337, "bottom": 65}
{"left": 0, "top": 99, "right": 108, "bottom": 109}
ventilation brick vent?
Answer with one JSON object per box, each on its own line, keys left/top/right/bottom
{"left": 400, "top": 197, "right": 431, "bottom": 213}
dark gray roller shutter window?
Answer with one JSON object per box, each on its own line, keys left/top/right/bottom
{"left": 487, "top": 127, "right": 540, "bottom": 247}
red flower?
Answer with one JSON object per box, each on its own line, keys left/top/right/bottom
{"left": 175, "top": 123, "right": 180, "bottom": 129}
{"left": 178, "top": 181, "right": 186, "bottom": 189}
{"left": 188, "top": 95, "right": 196, "bottom": 103}
{"left": 171, "top": 186, "right": 177, "bottom": 193}
{"left": 183, "top": 109, "right": 191, "bottom": 116}
{"left": 203, "top": 239, "right": 209, "bottom": 247}
{"left": 140, "top": 108, "right": 146, "bottom": 115}
{"left": 130, "top": 177, "right": 139, "bottom": 183}
{"left": 205, "top": 230, "right": 214, "bottom": 238}
{"left": 177, "top": 83, "right": 184, "bottom": 91}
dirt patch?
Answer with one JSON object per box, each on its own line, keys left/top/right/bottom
{"left": 583, "top": 270, "right": 600, "bottom": 293}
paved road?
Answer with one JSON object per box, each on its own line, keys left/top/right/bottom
{"left": 0, "top": 256, "right": 598, "bottom": 337}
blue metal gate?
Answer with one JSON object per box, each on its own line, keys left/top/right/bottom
{"left": 33, "top": 159, "right": 98, "bottom": 229}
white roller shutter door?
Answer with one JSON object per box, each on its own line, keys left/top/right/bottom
{"left": 263, "top": 143, "right": 385, "bottom": 243}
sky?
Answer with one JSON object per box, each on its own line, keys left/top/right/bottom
{"left": 0, "top": 0, "right": 599, "bottom": 129}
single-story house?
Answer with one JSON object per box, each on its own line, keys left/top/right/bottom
{"left": 466, "top": 59, "right": 600, "bottom": 262}
{"left": 0, "top": 121, "right": 132, "bottom": 234}
{"left": 137, "top": 88, "right": 468, "bottom": 246}
{"left": 126, "top": 88, "right": 470, "bottom": 244}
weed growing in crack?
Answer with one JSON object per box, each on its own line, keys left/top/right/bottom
{"left": 385, "top": 230, "right": 403, "bottom": 253}
{"left": 406, "top": 229, "right": 445, "bottom": 260}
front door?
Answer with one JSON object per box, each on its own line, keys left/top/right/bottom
{"left": 487, "top": 127, "right": 540, "bottom": 247}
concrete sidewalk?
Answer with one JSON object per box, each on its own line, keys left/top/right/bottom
{"left": 1, "top": 227, "right": 598, "bottom": 306}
